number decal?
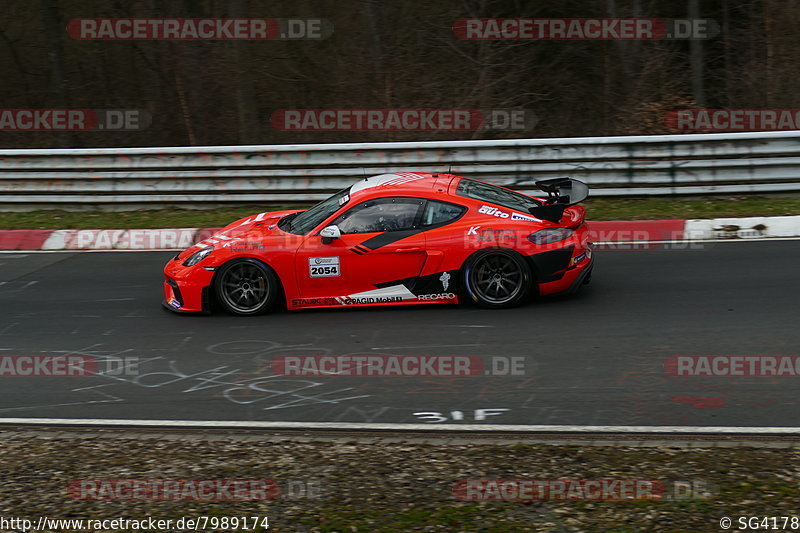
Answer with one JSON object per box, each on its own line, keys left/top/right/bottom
{"left": 309, "top": 257, "right": 341, "bottom": 277}
{"left": 310, "top": 265, "right": 339, "bottom": 276}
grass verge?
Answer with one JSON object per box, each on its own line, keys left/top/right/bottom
{"left": 2, "top": 434, "right": 798, "bottom": 533}
{"left": 1, "top": 196, "right": 799, "bottom": 230}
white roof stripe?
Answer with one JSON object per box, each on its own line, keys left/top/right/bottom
{"left": 349, "top": 173, "right": 428, "bottom": 194}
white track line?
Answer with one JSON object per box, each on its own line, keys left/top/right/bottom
{"left": 0, "top": 418, "right": 799, "bottom": 434}
{"left": 594, "top": 236, "right": 800, "bottom": 245}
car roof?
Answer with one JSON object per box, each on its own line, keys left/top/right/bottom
{"left": 349, "top": 172, "right": 456, "bottom": 198}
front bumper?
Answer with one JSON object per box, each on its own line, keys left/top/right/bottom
{"left": 163, "top": 258, "right": 215, "bottom": 313}
{"left": 161, "top": 298, "right": 210, "bottom": 315}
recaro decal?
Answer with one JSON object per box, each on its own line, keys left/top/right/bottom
{"left": 417, "top": 293, "right": 456, "bottom": 300}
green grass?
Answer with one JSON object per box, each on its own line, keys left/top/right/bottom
{"left": 1, "top": 196, "right": 799, "bottom": 230}
{"left": 585, "top": 195, "right": 800, "bottom": 221}
{"left": 0, "top": 205, "right": 285, "bottom": 230}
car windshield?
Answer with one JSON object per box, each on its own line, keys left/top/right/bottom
{"left": 279, "top": 187, "right": 351, "bottom": 235}
{"left": 456, "top": 178, "right": 542, "bottom": 212}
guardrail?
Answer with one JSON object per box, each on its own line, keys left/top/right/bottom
{"left": 2, "top": 131, "right": 799, "bottom": 209}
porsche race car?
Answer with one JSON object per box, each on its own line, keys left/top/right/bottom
{"left": 163, "top": 172, "right": 593, "bottom": 315}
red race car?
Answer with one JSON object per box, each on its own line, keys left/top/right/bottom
{"left": 163, "top": 173, "right": 593, "bottom": 315}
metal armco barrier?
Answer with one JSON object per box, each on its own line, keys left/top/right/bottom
{"left": 2, "top": 131, "right": 799, "bottom": 209}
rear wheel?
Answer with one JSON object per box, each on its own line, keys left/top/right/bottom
{"left": 215, "top": 258, "right": 278, "bottom": 315}
{"left": 462, "top": 249, "right": 533, "bottom": 309}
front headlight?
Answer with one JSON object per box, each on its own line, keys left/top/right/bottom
{"left": 182, "top": 246, "right": 214, "bottom": 266}
{"left": 527, "top": 228, "right": 573, "bottom": 245}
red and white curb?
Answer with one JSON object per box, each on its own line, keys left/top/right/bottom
{"left": 0, "top": 215, "right": 799, "bottom": 251}
{"left": 0, "top": 227, "right": 222, "bottom": 251}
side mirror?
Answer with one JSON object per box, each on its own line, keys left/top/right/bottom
{"left": 319, "top": 225, "right": 341, "bottom": 244}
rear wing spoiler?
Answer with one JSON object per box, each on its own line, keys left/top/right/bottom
{"left": 529, "top": 178, "right": 589, "bottom": 223}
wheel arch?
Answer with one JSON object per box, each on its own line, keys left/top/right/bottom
{"left": 459, "top": 246, "right": 537, "bottom": 306}
{"left": 210, "top": 256, "right": 287, "bottom": 313}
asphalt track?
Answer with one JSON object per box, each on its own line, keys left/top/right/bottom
{"left": 0, "top": 240, "right": 798, "bottom": 428}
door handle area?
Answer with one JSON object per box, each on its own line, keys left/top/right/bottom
{"left": 395, "top": 246, "right": 422, "bottom": 253}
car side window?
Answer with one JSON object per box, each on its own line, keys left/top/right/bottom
{"left": 333, "top": 197, "right": 423, "bottom": 234}
{"left": 422, "top": 200, "right": 466, "bottom": 226}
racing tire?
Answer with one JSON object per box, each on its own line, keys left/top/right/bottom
{"left": 462, "top": 249, "right": 533, "bottom": 309}
{"left": 214, "top": 258, "right": 279, "bottom": 316}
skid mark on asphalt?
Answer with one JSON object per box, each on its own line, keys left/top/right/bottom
{"left": 0, "top": 383, "right": 124, "bottom": 413}
{"left": 0, "top": 323, "right": 19, "bottom": 336}
{"left": 0, "top": 281, "right": 38, "bottom": 291}
{"left": 369, "top": 344, "right": 484, "bottom": 350}
{"left": 32, "top": 340, "right": 374, "bottom": 414}
{"left": 671, "top": 395, "right": 726, "bottom": 409}
{"left": 0, "top": 251, "right": 74, "bottom": 281}
{"left": 439, "top": 325, "right": 494, "bottom": 328}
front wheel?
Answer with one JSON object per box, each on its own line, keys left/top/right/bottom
{"left": 462, "top": 249, "right": 533, "bottom": 309}
{"left": 214, "top": 258, "right": 279, "bottom": 315}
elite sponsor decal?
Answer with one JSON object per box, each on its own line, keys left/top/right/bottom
{"left": 511, "top": 212, "right": 538, "bottom": 222}
{"left": 308, "top": 256, "right": 340, "bottom": 277}
{"left": 168, "top": 298, "right": 182, "bottom": 309}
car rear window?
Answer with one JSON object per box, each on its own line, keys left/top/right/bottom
{"left": 456, "top": 178, "right": 541, "bottom": 212}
